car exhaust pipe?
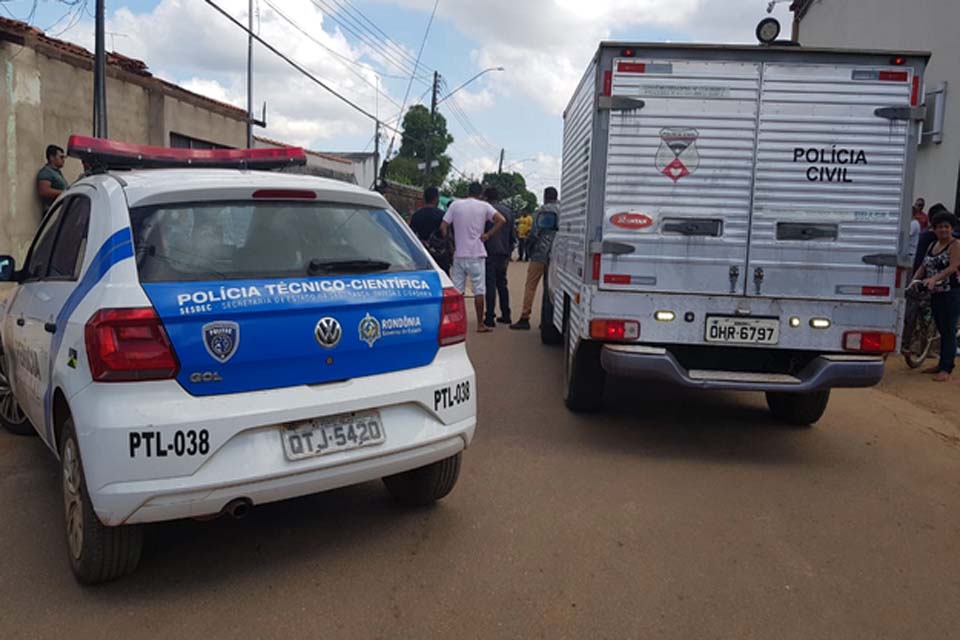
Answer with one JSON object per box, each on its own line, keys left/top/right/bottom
{"left": 223, "top": 498, "right": 253, "bottom": 520}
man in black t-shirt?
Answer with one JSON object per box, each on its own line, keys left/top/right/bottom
{"left": 410, "top": 186, "right": 451, "bottom": 273}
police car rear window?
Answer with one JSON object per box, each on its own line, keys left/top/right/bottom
{"left": 129, "top": 201, "right": 432, "bottom": 282}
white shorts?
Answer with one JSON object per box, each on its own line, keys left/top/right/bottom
{"left": 451, "top": 258, "right": 486, "bottom": 296}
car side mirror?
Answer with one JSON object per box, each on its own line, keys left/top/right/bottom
{"left": 0, "top": 255, "right": 15, "bottom": 282}
{"left": 537, "top": 211, "right": 558, "bottom": 231}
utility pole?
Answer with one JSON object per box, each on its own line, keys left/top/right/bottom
{"left": 498, "top": 148, "right": 505, "bottom": 174}
{"left": 246, "top": 0, "right": 254, "bottom": 148}
{"left": 373, "top": 120, "right": 380, "bottom": 191}
{"left": 424, "top": 70, "right": 440, "bottom": 186}
{"left": 93, "top": 0, "right": 107, "bottom": 137}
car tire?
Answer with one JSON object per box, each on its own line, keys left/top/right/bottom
{"left": 0, "top": 357, "right": 35, "bottom": 436}
{"left": 383, "top": 453, "right": 462, "bottom": 506}
{"left": 539, "top": 287, "right": 562, "bottom": 346}
{"left": 60, "top": 418, "right": 143, "bottom": 584}
{"left": 765, "top": 390, "right": 830, "bottom": 427}
{"left": 563, "top": 319, "right": 605, "bottom": 412}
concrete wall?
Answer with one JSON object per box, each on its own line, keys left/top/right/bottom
{"left": 797, "top": 0, "right": 960, "bottom": 212}
{"left": 0, "top": 40, "right": 246, "bottom": 262}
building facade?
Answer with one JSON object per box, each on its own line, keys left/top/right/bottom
{"left": 793, "top": 0, "right": 959, "bottom": 213}
{"left": 0, "top": 17, "right": 248, "bottom": 260}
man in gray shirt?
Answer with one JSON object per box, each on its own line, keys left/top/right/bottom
{"left": 483, "top": 187, "right": 516, "bottom": 327}
{"left": 36, "top": 144, "right": 67, "bottom": 213}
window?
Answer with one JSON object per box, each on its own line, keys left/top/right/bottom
{"left": 22, "top": 202, "right": 65, "bottom": 282}
{"left": 129, "top": 202, "right": 432, "bottom": 283}
{"left": 47, "top": 196, "right": 91, "bottom": 281}
{"left": 169, "top": 132, "right": 232, "bottom": 150}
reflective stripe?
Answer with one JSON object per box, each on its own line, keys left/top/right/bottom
{"left": 43, "top": 228, "right": 134, "bottom": 444}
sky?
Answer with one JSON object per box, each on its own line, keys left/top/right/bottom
{"left": 1, "top": 0, "right": 795, "bottom": 196}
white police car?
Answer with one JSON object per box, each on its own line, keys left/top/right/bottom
{"left": 0, "top": 136, "right": 476, "bottom": 583}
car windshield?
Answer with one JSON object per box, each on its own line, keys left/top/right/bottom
{"left": 129, "top": 201, "right": 431, "bottom": 282}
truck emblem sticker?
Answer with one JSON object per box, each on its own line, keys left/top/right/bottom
{"left": 202, "top": 321, "right": 240, "bottom": 363}
{"left": 358, "top": 313, "right": 382, "bottom": 348}
{"left": 610, "top": 212, "right": 655, "bottom": 230}
{"left": 314, "top": 317, "right": 343, "bottom": 349}
{"left": 656, "top": 128, "right": 700, "bottom": 182}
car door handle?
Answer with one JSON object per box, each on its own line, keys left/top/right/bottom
{"left": 16, "top": 317, "right": 25, "bottom": 327}
{"left": 44, "top": 322, "right": 57, "bottom": 334}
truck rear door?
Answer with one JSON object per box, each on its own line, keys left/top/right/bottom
{"left": 599, "top": 58, "right": 761, "bottom": 295}
{"left": 747, "top": 62, "right": 915, "bottom": 301}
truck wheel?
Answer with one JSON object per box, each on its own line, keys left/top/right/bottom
{"left": 383, "top": 453, "right": 461, "bottom": 506}
{"left": 765, "top": 390, "right": 830, "bottom": 427}
{"left": 60, "top": 418, "right": 143, "bottom": 584}
{"left": 0, "top": 359, "right": 34, "bottom": 436}
{"left": 540, "top": 288, "right": 562, "bottom": 346}
{"left": 563, "top": 321, "right": 605, "bottom": 412}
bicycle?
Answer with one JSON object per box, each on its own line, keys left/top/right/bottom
{"left": 902, "top": 282, "right": 960, "bottom": 368}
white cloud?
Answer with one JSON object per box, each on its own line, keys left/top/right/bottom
{"left": 390, "top": 0, "right": 794, "bottom": 114}
{"left": 62, "top": 0, "right": 404, "bottom": 149}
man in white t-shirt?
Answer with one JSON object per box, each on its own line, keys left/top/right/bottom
{"left": 441, "top": 182, "right": 507, "bottom": 332}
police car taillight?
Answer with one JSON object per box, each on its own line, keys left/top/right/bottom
{"left": 85, "top": 308, "right": 179, "bottom": 382}
{"left": 67, "top": 135, "right": 307, "bottom": 170}
{"left": 438, "top": 288, "right": 467, "bottom": 346}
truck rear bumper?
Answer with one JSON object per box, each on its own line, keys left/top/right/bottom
{"left": 600, "top": 344, "right": 884, "bottom": 392}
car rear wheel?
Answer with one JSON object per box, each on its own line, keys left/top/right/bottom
{"left": 383, "top": 453, "right": 462, "bottom": 506}
{"left": 60, "top": 418, "right": 143, "bottom": 584}
{"left": 563, "top": 319, "right": 605, "bottom": 412}
{"left": 765, "top": 390, "right": 830, "bottom": 427}
{"left": 0, "top": 358, "right": 34, "bottom": 436}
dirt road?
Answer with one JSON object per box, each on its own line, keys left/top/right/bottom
{"left": 1, "top": 263, "right": 957, "bottom": 639}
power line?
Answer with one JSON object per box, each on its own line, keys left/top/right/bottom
{"left": 205, "top": 0, "right": 402, "bottom": 132}
{"left": 326, "top": 0, "right": 433, "bottom": 80}
{"left": 383, "top": 0, "right": 440, "bottom": 161}
{"left": 261, "top": 0, "right": 402, "bottom": 111}
{"left": 308, "top": 0, "right": 431, "bottom": 85}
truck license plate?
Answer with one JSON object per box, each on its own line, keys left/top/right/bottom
{"left": 705, "top": 316, "right": 779, "bottom": 345}
{"left": 281, "top": 411, "right": 385, "bottom": 461}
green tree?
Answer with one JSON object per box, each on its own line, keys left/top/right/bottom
{"left": 482, "top": 171, "right": 538, "bottom": 212}
{"left": 386, "top": 104, "right": 454, "bottom": 187}
{"left": 445, "top": 177, "right": 473, "bottom": 198}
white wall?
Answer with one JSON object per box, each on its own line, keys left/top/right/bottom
{"left": 797, "top": 0, "right": 960, "bottom": 212}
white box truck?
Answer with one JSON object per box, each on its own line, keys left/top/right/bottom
{"left": 544, "top": 42, "right": 929, "bottom": 424}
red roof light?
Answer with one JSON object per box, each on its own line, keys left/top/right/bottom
{"left": 67, "top": 135, "right": 307, "bottom": 171}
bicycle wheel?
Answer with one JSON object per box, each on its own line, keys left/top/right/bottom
{"left": 904, "top": 317, "right": 935, "bottom": 369}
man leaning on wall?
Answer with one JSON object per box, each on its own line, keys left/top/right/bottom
{"left": 36, "top": 144, "right": 67, "bottom": 213}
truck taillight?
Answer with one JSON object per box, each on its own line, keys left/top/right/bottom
{"left": 85, "top": 308, "right": 179, "bottom": 382}
{"left": 591, "top": 253, "right": 601, "bottom": 281}
{"left": 590, "top": 319, "right": 640, "bottom": 341}
{"left": 843, "top": 331, "right": 896, "bottom": 354}
{"left": 438, "top": 288, "right": 467, "bottom": 346}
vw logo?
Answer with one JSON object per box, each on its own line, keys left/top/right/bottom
{"left": 314, "top": 317, "right": 342, "bottom": 349}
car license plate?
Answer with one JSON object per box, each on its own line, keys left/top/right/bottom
{"left": 705, "top": 316, "right": 780, "bottom": 345}
{"left": 281, "top": 411, "right": 385, "bottom": 461}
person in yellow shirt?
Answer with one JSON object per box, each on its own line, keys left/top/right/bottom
{"left": 516, "top": 210, "right": 533, "bottom": 261}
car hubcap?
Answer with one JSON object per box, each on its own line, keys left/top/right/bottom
{"left": 62, "top": 439, "right": 84, "bottom": 560}
{"left": 0, "top": 366, "right": 27, "bottom": 425}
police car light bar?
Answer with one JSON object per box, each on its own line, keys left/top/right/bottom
{"left": 67, "top": 135, "right": 307, "bottom": 171}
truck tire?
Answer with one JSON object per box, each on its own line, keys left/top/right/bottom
{"left": 765, "top": 390, "right": 830, "bottom": 427}
{"left": 383, "top": 453, "right": 461, "bottom": 506}
{"left": 0, "top": 357, "right": 35, "bottom": 436}
{"left": 563, "top": 321, "right": 605, "bottom": 412}
{"left": 540, "top": 287, "right": 562, "bottom": 346}
{"left": 60, "top": 418, "right": 143, "bottom": 584}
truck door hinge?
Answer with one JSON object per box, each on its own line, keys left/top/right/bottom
{"left": 875, "top": 105, "right": 926, "bottom": 121}
{"left": 729, "top": 265, "right": 740, "bottom": 294}
{"left": 598, "top": 96, "right": 646, "bottom": 112}
{"left": 753, "top": 267, "right": 765, "bottom": 295}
